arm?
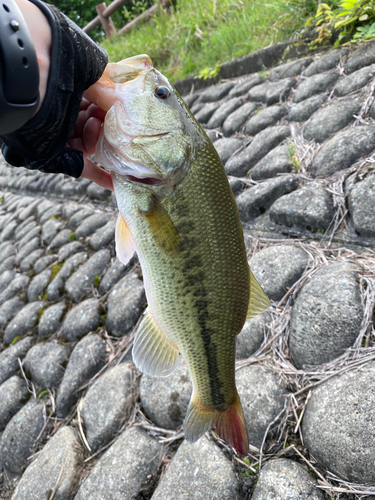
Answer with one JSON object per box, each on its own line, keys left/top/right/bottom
{"left": 0, "top": 0, "right": 113, "bottom": 191}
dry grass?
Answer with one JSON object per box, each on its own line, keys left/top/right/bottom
{"left": 233, "top": 237, "right": 375, "bottom": 498}
{"left": 44, "top": 238, "right": 375, "bottom": 500}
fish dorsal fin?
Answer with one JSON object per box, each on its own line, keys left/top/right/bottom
{"left": 108, "top": 56, "right": 153, "bottom": 84}
{"left": 118, "top": 54, "right": 153, "bottom": 70}
{"left": 246, "top": 269, "right": 271, "bottom": 321}
{"left": 139, "top": 196, "right": 180, "bottom": 256}
{"left": 115, "top": 213, "right": 136, "bottom": 265}
{"left": 133, "top": 309, "right": 180, "bottom": 377}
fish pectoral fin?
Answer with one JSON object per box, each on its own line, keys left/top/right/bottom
{"left": 133, "top": 309, "right": 180, "bottom": 377}
{"left": 139, "top": 196, "right": 180, "bottom": 256}
{"left": 184, "top": 390, "right": 249, "bottom": 456}
{"left": 246, "top": 269, "right": 271, "bottom": 321}
{"left": 115, "top": 213, "right": 136, "bottom": 266}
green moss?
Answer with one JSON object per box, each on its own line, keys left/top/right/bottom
{"left": 51, "top": 262, "right": 63, "bottom": 280}
{"left": 307, "top": 227, "right": 326, "bottom": 235}
{"left": 287, "top": 139, "right": 300, "bottom": 172}
{"left": 38, "top": 307, "right": 47, "bottom": 321}
{"left": 70, "top": 232, "right": 75, "bottom": 241}
{"left": 43, "top": 293, "right": 49, "bottom": 301}
{"left": 94, "top": 275, "right": 100, "bottom": 288}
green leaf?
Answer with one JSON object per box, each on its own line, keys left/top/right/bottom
{"left": 316, "top": 17, "right": 329, "bottom": 25}
{"left": 37, "top": 389, "right": 49, "bottom": 399}
{"left": 334, "top": 16, "right": 358, "bottom": 28}
{"left": 11, "top": 335, "right": 24, "bottom": 345}
{"left": 340, "top": 0, "right": 358, "bottom": 9}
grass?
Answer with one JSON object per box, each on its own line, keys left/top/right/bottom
{"left": 100, "top": 0, "right": 299, "bottom": 82}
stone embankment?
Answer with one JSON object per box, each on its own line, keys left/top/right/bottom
{"left": 1, "top": 39, "right": 375, "bottom": 500}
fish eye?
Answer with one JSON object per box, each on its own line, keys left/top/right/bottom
{"left": 155, "top": 86, "right": 170, "bottom": 100}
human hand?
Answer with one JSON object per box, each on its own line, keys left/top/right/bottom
{"left": 0, "top": 0, "right": 109, "bottom": 185}
{"left": 67, "top": 96, "right": 113, "bottom": 192}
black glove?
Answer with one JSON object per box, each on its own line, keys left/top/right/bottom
{"left": 0, "top": 0, "right": 108, "bottom": 178}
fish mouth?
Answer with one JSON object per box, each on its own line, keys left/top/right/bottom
{"left": 125, "top": 175, "right": 164, "bottom": 186}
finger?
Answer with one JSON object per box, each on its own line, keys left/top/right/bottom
{"left": 79, "top": 97, "right": 91, "bottom": 112}
{"left": 66, "top": 135, "right": 85, "bottom": 154}
{"left": 83, "top": 116, "right": 103, "bottom": 156}
{"left": 81, "top": 158, "right": 114, "bottom": 191}
{"left": 86, "top": 103, "right": 106, "bottom": 122}
{"left": 69, "top": 104, "right": 106, "bottom": 142}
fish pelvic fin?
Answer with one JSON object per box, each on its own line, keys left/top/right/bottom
{"left": 246, "top": 268, "right": 271, "bottom": 321}
{"left": 116, "top": 213, "right": 136, "bottom": 266}
{"left": 184, "top": 390, "right": 249, "bottom": 456}
{"left": 133, "top": 309, "right": 180, "bottom": 377}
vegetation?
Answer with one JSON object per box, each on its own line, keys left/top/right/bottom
{"left": 304, "top": 0, "right": 375, "bottom": 47}
{"left": 48, "top": 0, "right": 153, "bottom": 41}
{"left": 100, "top": 0, "right": 288, "bottom": 81}
{"left": 50, "top": 0, "right": 375, "bottom": 81}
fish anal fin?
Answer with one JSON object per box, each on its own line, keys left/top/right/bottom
{"left": 139, "top": 196, "right": 180, "bottom": 256}
{"left": 246, "top": 269, "right": 271, "bottom": 321}
{"left": 184, "top": 396, "right": 213, "bottom": 445}
{"left": 133, "top": 309, "right": 179, "bottom": 377}
{"left": 184, "top": 391, "right": 249, "bottom": 456}
{"left": 115, "top": 213, "right": 136, "bottom": 266}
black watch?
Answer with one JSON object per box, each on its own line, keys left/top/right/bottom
{"left": 0, "top": 0, "right": 40, "bottom": 134}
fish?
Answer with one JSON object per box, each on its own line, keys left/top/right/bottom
{"left": 85, "top": 54, "right": 270, "bottom": 455}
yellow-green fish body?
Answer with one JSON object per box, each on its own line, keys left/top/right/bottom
{"left": 87, "top": 55, "right": 270, "bottom": 454}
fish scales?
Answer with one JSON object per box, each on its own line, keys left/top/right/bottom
{"left": 87, "top": 54, "right": 270, "bottom": 455}
{"left": 114, "top": 140, "right": 249, "bottom": 408}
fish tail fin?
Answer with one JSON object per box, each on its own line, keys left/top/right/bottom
{"left": 213, "top": 390, "right": 249, "bottom": 456}
{"left": 184, "top": 391, "right": 249, "bottom": 456}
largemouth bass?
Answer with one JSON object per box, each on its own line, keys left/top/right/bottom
{"left": 86, "top": 55, "right": 270, "bottom": 455}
